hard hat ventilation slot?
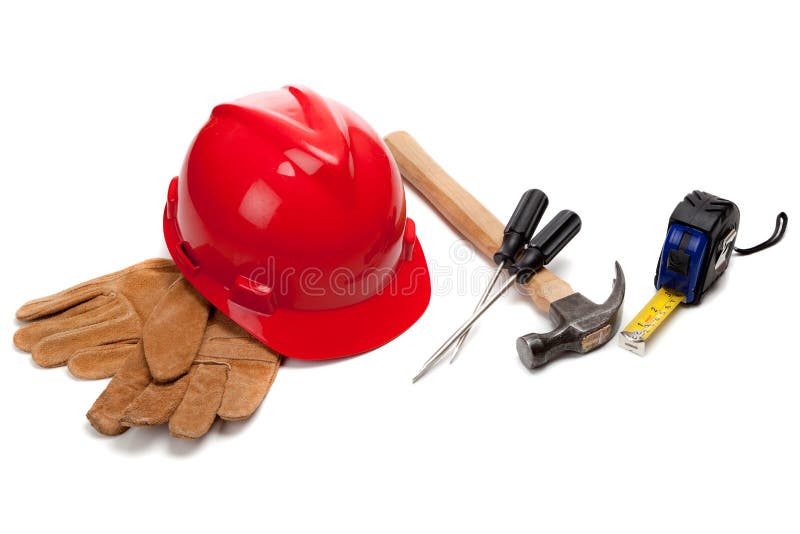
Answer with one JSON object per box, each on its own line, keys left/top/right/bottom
{"left": 176, "top": 241, "right": 200, "bottom": 272}
{"left": 402, "top": 218, "right": 417, "bottom": 261}
{"left": 231, "top": 275, "right": 277, "bottom": 315}
{"left": 166, "top": 177, "right": 179, "bottom": 220}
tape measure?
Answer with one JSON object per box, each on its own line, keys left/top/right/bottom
{"left": 619, "top": 287, "right": 684, "bottom": 355}
{"left": 618, "top": 191, "right": 787, "bottom": 356}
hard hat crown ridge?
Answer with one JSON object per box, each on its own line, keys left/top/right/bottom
{"left": 212, "top": 85, "right": 350, "bottom": 169}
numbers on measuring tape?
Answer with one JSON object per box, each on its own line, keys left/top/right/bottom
{"left": 621, "top": 287, "right": 686, "bottom": 344}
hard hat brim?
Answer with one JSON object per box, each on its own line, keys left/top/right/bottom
{"left": 165, "top": 208, "right": 431, "bottom": 359}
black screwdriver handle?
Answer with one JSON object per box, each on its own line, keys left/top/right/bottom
{"left": 510, "top": 210, "right": 582, "bottom": 283}
{"left": 493, "top": 189, "right": 549, "bottom": 266}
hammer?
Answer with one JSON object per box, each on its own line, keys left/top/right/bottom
{"left": 384, "top": 131, "right": 625, "bottom": 369}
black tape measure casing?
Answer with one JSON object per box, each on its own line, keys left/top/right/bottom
{"left": 655, "top": 191, "right": 740, "bottom": 304}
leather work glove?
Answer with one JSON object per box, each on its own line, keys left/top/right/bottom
{"left": 13, "top": 259, "right": 207, "bottom": 379}
{"left": 15, "top": 260, "right": 280, "bottom": 439}
{"left": 87, "top": 309, "right": 281, "bottom": 439}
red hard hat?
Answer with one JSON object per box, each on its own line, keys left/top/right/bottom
{"left": 163, "top": 86, "right": 431, "bottom": 359}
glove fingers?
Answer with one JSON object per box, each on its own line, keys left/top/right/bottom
{"left": 16, "top": 285, "right": 104, "bottom": 322}
{"left": 68, "top": 341, "right": 140, "bottom": 380}
{"left": 86, "top": 344, "right": 151, "bottom": 436}
{"left": 42, "top": 293, "right": 114, "bottom": 320}
{"left": 15, "top": 259, "right": 178, "bottom": 322}
{"left": 120, "top": 375, "right": 190, "bottom": 427}
{"left": 143, "top": 277, "right": 209, "bottom": 383}
{"left": 13, "top": 296, "right": 121, "bottom": 352}
{"left": 218, "top": 357, "right": 281, "bottom": 421}
{"left": 30, "top": 314, "right": 140, "bottom": 368}
{"left": 168, "top": 364, "right": 228, "bottom": 439}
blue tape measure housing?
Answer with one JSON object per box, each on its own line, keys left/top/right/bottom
{"left": 653, "top": 191, "right": 740, "bottom": 305}
{"left": 656, "top": 223, "right": 708, "bottom": 303}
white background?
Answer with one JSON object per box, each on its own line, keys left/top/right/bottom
{"left": 1, "top": 1, "right": 798, "bottom": 532}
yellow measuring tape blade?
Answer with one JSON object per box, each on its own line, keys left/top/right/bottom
{"left": 617, "top": 287, "right": 685, "bottom": 355}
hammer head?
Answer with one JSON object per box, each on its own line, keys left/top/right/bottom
{"left": 516, "top": 262, "right": 625, "bottom": 369}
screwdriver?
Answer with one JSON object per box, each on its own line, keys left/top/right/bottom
{"left": 448, "top": 189, "right": 548, "bottom": 364}
{"left": 413, "top": 209, "right": 581, "bottom": 383}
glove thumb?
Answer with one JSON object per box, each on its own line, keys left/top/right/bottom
{"left": 143, "top": 276, "right": 210, "bottom": 383}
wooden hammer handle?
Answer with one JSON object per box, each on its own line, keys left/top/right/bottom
{"left": 385, "top": 131, "right": 575, "bottom": 313}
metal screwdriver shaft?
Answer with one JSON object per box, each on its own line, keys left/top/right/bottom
{"left": 413, "top": 209, "right": 582, "bottom": 383}
{"left": 448, "top": 189, "right": 549, "bottom": 365}
{"left": 413, "top": 275, "right": 517, "bottom": 382}
{"left": 415, "top": 263, "right": 504, "bottom": 377}
{"left": 448, "top": 262, "right": 504, "bottom": 364}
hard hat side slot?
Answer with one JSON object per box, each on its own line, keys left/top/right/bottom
{"left": 402, "top": 218, "right": 417, "bottom": 261}
{"left": 176, "top": 241, "right": 200, "bottom": 273}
